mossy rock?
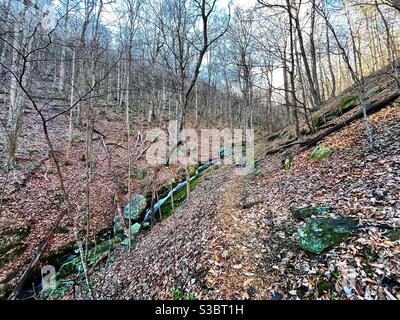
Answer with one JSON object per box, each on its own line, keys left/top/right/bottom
{"left": 86, "top": 239, "right": 118, "bottom": 264}
{"left": 40, "top": 279, "right": 74, "bottom": 300}
{"left": 313, "top": 112, "right": 337, "bottom": 127}
{"left": 123, "top": 194, "right": 147, "bottom": 220}
{"left": 290, "top": 205, "right": 332, "bottom": 220}
{"left": 338, "top": 95, "right": 359, "bottom": 115}
{"left": 0, "top": 226, "right": 30, "bottom": 268}
{"left": 57, "top": 259, "right": 78, "bottom": 278}
{"left": 58, "top": 238, "right": 119, "bottom": 278}
{"left": 46, "top": 241, "right": 77, "bottom": 268}
{"left": 296, "top": 218, "right": 359, "bottom": 254}
{"left": 113, "top": 215, "right": 124, "bottom": 236}
{"left": 310, "top": 145, "right": 333, "bottom": 161}
{"left": 129, "top": 223, "right": 141, "bottom": 234}
{"left": 121, "top": 238, "right": 130, "bottom": 246}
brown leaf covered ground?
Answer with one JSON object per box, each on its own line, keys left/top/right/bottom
{"left": 0, "top": 105, "right": 179, "bottom": 291}
{"left": 1, "top": 77, "right": 399, "bottom": 300}
{"left": 85, "top": 105, "right": 400, "bottom": 300}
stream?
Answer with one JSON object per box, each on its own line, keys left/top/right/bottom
{"left": 16, "top": 158, "right": 218, "bottom": 299}
{"left": 142, "top": 159, "right": 216, "bottom": 223}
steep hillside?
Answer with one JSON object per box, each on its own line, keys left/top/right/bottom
{"left": 1, "top": 64, "right": 399, "bottom": 300}
{"left": 82, "top": 94, "right": 399, "bottom": 300}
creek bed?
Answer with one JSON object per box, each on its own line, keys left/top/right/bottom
{"left": 16, "top": 160, "right": 216, "bottom": 299}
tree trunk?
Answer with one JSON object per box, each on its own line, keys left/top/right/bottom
{"left": 286, "top": 0, "right": 300, "bottom": 138}
{"left": 294, "top": 0, "right": 321, "bottom": 108}
{"left": 58, "top": 0, "right": 70, "bottom": 93}
{"left": 310, "top": 1, "right": 321, "bottom": 104}
{"left": 66, "top": 49, "right": 76, "bottom": 163}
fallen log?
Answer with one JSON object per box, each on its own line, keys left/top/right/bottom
{"left": 93, "top": 128, "right": 106, "bottom": 139}
{"left": 317, "top": 122, "right": 337, "bottom": 130}
{"left": 105, "top": 142, "right": 128, "bottom": 150}
{"left": 136, "top": 133, "right": 161, "bottom": 160}
{"left": 265, "top": 138, "right": 301, "bottom": 155}
{"left": 264, "top": 92, "right": 400, "bottom": 156}
{"left": 266, "top": 131, "right": 281, "bottom": 141}
{"left": 300, "top": 92, "right": 400, "bottom": 151}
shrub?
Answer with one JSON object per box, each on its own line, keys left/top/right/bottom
{"left": 310, "top": 145, "right": 333, "bottom": 160}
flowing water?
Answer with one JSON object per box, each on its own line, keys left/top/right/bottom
{"left": 16, "top": 159, "right": 217, "bottom": 299}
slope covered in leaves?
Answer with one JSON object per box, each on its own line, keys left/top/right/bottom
{"left": 0, "top": 105, "right": 180, "bottom": 297}
{"left": 80, "top": 103, "right": 400, "bottom": 300}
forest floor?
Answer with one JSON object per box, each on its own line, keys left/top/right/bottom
{"left": 1, "top": 65, "right": 400, "bottom": 300}
{"left": 0, "top": 103, "right": 181, "bottom": 295}
{"left": 87, "top": 103, "right": 400, "bottom": 300}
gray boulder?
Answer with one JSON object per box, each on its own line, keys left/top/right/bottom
{"left": 123, "top": 194, "right": 147, "bottom": 221}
